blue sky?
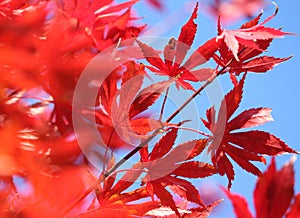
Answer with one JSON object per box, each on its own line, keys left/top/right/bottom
{"left": 132, "top": 0, "right": 300, "bottom": 217}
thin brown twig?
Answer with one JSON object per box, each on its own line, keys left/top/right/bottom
{"left": 159, "top": 86, "right": 169, "bottom": 121}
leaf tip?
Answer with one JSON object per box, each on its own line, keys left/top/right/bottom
{"left": 288, "top": 155, "right": 297, "bottom": 165}
{"left": 271, "top": 1, "right": 279, "bottom": 16}
{"left": 261, "top": 156, "right": 267, "bottom": 165}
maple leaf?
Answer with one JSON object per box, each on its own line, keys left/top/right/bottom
{"left": 139, "top": 128, "right": 216, "bottom": 215}
{"left": 201, "top": 75, "right": 297, "bottom": 188}
{"left": 136, "top": 3, "right": 219, "bottom": 90}
{"left": 212, "top": 12, "right": 292, "bottom": 82}
{"left": 214, "top": 14, "right": 271, "bottom": 69}
{"left": 94, "top": 61, "right": 170, "bottom": 148}
{"left": 79, "top": 161, "right": 159, "bottom": 218}
{"left": 225, "top": 157, "right": 299, "bottom": 218}
{"left": 217, "top": 5, "right": 293, "bottom": 61}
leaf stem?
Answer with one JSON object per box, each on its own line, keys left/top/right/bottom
{"left": 159, "top": 86, "right": 169, "bottom": 121}
{"left": 168, "top": 125, "right": 211, "bottom": 137}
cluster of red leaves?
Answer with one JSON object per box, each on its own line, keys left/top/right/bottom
{"left": 225, "top": 157, "right": 300, "bottom": 218}
{"left": 0, "top": 0, "right": 298, "bottom": 218}
{"left": 134, "top": 2, "right": 298, "bottom": 216}
{"left": 0, "top": 0, "right": 146, "bottom": 217}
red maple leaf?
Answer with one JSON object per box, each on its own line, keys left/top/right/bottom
{"left": 224, "top": 157, "right": 299, "bottom": 218}
{"left": 139, "top": 128, "right": 216, "bottom": 215}
{"left": 201, "top": 75, "right": 297, "bottom": 188}
{"left": 216, "top": 6, "right": 293, "bottom": 61}
{"left": 136, "top": 3, "right": 219, "bottom": 90}
{"left": 93, "top": 61, "right": 170, "bottom": 148}
{"left": 214, "top": 11, "right": 292, "bottom": 78}
{"left": 77, "top": 160, "right": 159, "bottom": 218}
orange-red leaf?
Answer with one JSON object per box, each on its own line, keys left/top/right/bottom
{"left": 226, "top": 158, "right": 298, "bottom": 218}
{"left": 215, "top": 153, "right": 235, "bottom": 188}
{"left": 130, "top": 118, "right": 162, "bottom": 134}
